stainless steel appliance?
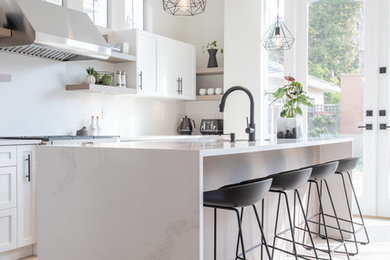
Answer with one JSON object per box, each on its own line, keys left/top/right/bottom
{"left": 0, "top": 135, "right": 120, "bottom": 145}
{"left": 200, "top": 119, "right": 223, "bottom": 135}
{"left": 177, "top": 116, "right": 196, "bottom": 135}
{"left": 0, "top": 0, "right": 111, "bottom": 61}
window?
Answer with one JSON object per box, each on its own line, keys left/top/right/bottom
{"left": 125, "top": 0, "right": 144, "bottom": 30}
{"left": 43, "top": 0, "right": 63, "bottom": 5}
{"left": 263, "top": 0, "right": 286, "bottom": 140}
{"left": 84, "top": 0, "right": 108, "bottom": 28}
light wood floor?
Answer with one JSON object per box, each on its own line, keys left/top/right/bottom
{"left": 19, "top": 218, "right": 390, "bottom": 260}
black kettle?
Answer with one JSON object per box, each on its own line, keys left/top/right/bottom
{"left": 177, "top": 116, "right": 196, "bottom": 135}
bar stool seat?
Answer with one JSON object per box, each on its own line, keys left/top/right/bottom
{"left": 204, "top": 178, "right": 273, "bottom": 260}
{"left": 309, "top": 161, "right": 338, "bottom": 181}
{"left": 269, "top": 168, "right": 313, "bottom": 190}
{"left": 335, "top": 157, "right": 359, "bottom": 173}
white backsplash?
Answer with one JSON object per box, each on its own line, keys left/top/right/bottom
{"left": 0, "top": 53, "right": 184, "bottom": 137}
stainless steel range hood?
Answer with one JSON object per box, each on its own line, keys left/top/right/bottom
{"left": 0, "top": 0, "right": 111, "bottom": 61}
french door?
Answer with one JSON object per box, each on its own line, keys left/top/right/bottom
{"left": 361, "top": 0, "right": 390, "bottom": 217}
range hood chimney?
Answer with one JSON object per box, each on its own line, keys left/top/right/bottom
{"left": 0, "top": 0, "right": 111, "bottom": 61}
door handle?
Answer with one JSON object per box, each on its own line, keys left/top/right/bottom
{"left": 357, "top": 124, "right": 373, "bottom": 130}
{"left": 380, "top": 123, "right": 390, "bottom": 130}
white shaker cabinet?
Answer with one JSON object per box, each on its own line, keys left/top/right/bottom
{"left": 17, "top": 145, "right": 37, "bottom": 247}
{"left": 0, "top": 145, "right": 36, "bottom": 254}
{"left": 0, "top": 208, "right": 17, "bottom": 253}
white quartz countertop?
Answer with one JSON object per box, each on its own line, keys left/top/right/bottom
{"left": 46, "top": 136, "right": 353, "bottom": 157}
{"left": 0, "top": 139, "right": 42, "bottom": 146}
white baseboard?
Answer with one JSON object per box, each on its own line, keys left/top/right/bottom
{"left": 0, "top": 246, "right": 34, "bottom": 260}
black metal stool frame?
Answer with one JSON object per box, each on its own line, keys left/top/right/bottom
{"left": 295, "top": 179, "right": 350, "bottom": 260}
{"left": 204, "top": 203, "right": 272, "bottom": 260}
{"left": 269, "top": 189, "right": 319, "bottom": 260}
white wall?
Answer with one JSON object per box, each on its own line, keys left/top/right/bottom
{"left": 223, "top": 0, "right": 263, "bottom": 140}
{"left": 144, "top": 0, "right": 225, "bottom": 70}
{"left": 0, "top": 53, "right": 184, "bottom": 137}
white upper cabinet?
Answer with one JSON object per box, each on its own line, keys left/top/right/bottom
{"left": 137, "top": 32, "right": 157, "bottom": 96}
{"left": 157, "top": 37, "right": 181, "bottom": 98}
{"left": 112, "top": 29, "right": 196, "bottom": 100}
{"left": 157, "top": 37, "right": 196, "bottom": 100}
{"left": 177, "top": 42, "right": 196, "bottom": 100}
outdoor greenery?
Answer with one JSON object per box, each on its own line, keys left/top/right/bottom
{"left": 308, "top": 114, "right": 338, "bottom": 137}
{"left": 309, "top": 0, "right": 362, "bottom": 90}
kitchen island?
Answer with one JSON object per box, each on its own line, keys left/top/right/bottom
{"left": 36, "top": 137, "right": 353, "bottom": 260}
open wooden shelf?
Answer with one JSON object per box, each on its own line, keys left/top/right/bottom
{"left": 195, "top": 94, "right": 223, "bottom": 101}
{"left": 106, "top": 52, "right": 136, "bottom": 63}
{"left": 66, "top": 84, "right": 136, "bottom": 95}
{"left": 0, "top": 73, "right": 11, "bottom": 82}
{"left": 0, "top": 28, "right": 11, "bottom": 39}
{"left": 196, "top": 67, "right": 224, "bottom": 76}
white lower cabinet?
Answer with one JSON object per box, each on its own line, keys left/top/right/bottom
{"left": 0, "top": 208, "right": 17, "bottom": 253}
{"left": 0, "top": 167, "right": 16, "bottom": 211}
{"left": 17, "top": 145, "right": 36, "bottom": 247}
{"left": 0, "top": 145, "right": 36, "bottom": 254}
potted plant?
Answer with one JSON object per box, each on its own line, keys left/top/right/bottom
{"left": 85, "top": 67, "right": 96, "bottom": 84}
{"left": 270, "top": 76, "right": 313, "bottom": 139}
{"left": 202, "top": 41, "right": 223, "bottom": 68}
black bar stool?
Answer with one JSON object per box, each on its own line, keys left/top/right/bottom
{"left": 269, "top": 168, "right": 319, "bottom": 260}
{"left": 204, "top": 178, "right": 273, "bottom": 260}
{"left": 332, "top": 157, "right": 370, "bottom": 255}
{"left": 295, "top": 162, "right": 350, "bottom": 260}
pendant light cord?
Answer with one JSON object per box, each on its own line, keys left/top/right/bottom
{"left": 277, "top": 0, "right": 280, "bottom": 21}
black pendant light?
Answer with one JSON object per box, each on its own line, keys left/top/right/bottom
{"left": 263, "top": 0, "right": 295, "bottom": 51}
{"left": 162, "top": 0, "right": 207, "bottom": 16}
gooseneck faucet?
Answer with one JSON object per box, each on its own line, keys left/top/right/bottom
{"left": 219, "top": 86, "right": 256, "bottom": 142}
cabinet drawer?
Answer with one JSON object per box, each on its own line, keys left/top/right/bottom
{"left": 0, "top": 167, "right": 16, "bottom": 210}
{"left": 0, "top": 208, "right": 17, "bottom": 253}
{"left": 0, "top": 147, "right": 16, "bottom": 167}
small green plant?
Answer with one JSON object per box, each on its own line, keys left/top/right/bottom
{"left": 270, "top": 76, "right": 313, "bottom": 118}
{"left": 86, "top": 67, "right": 95, "bottom": 75}
{"left": 202, "top": 41, "right": 224, "bottom": 54}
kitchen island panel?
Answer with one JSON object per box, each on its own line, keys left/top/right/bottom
{"left": 36, "top": 146, "right": 202, "bottom": 260}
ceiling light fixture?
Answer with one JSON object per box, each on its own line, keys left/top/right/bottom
{"left": 162, "top": 0, "right": 207, "bottom": 16}
{"left": 263, "top": 0, "right": 295, "bottom": 51}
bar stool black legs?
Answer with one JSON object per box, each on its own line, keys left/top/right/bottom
{"left": 204, "top": 179, "right": 273, "bottom": 260}
{"left": 300, "top": 179, "right": 350, "bottom": 259}
{"left": 335, "top": 168, "right": 370, "bottom": 255}
{"left": 268, "top": 168, "right": 319, "bottom": 260}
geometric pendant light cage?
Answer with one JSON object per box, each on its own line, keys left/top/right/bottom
{"left": 162, "top": 0, "right": 207, "bottom": 16}
{"left": 263, "top": 0, "right": 295, "bottom": 51}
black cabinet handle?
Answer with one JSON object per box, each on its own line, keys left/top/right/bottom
{"left": 25, "top": 154, "right": 31, "bottom": 182}
{"left": 138, "top": 71, "right": 143, "bottom": 90}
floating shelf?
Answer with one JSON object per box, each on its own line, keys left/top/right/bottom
{"left": 66, "top": 84, "right": 136, "bottom": 95}
{"left": 0, "top": 28, "right": 11, "bottom": 39}
{"left": 106, "top": 52, "right": 136, "bottom": 63}
{"left": 196, "top": 67, "right": 224, "bottom": 76}
{"left": 195, "top": 95, "right": 223, "bottom": 101}
{"left": 0, "top": 73, "right": 11, "bottom": 82}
